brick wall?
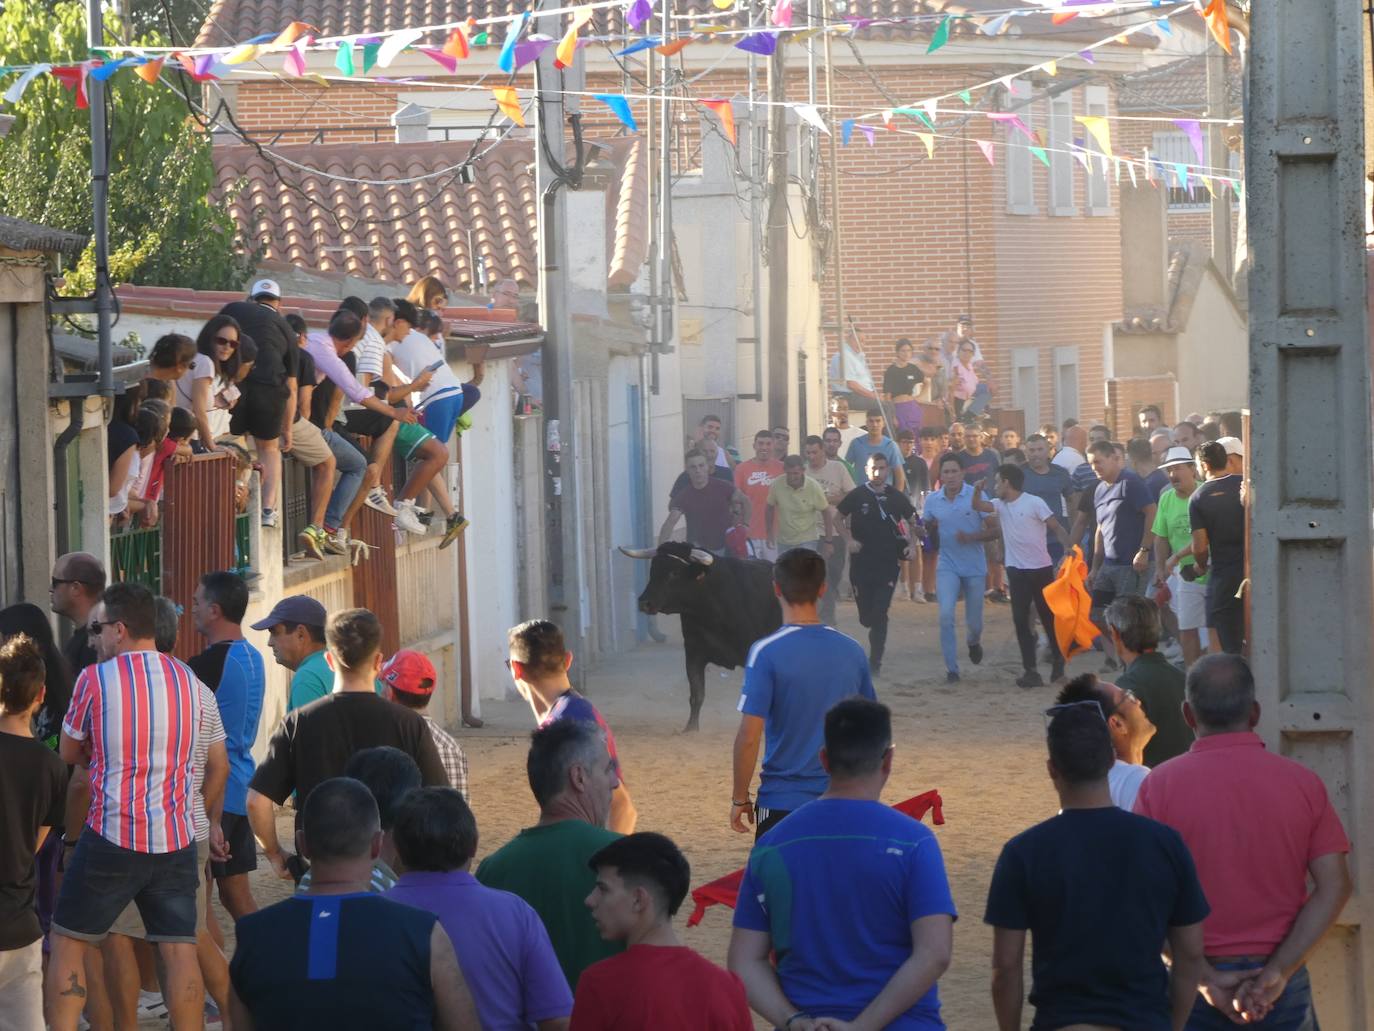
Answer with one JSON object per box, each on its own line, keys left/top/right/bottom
{"left": 1105, "top": 375, "right": 1175, "bottom": 441}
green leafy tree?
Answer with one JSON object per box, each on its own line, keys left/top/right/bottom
{"left": 0, "top": 0, "right": 255, "bottom": 292}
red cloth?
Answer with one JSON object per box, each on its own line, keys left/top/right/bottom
{"left": 144, "top": 437, "right": 178, "bottom": 503}
{"left": 686, "top": 790, "right": 944, "bottom": 927}
{"left": 569, "top": 944, "right": 752, "bottom": 1030}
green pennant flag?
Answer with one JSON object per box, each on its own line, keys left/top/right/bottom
{"left": 927, "top": 15, "right": 951, "bottom": 54}
{"left": 958, "top": 89, "right": 972, "bottom": 105}
{"left": 472, "top": 31, "right": 489, "bottom": 46}
{"left": 1029, "top": 145, "right": 1050, "bottom": 167}
{"left": 894, "top": 107, "right": 933, "bottom": 130}
{"left": 335, "top": 42, "right": 355, "bottom": 76}
{"left": 362, "top": 42, "right": 381, "bottom": 72}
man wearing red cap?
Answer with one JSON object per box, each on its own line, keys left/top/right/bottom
{"left": 381, "top": 651, "right": 468, "bottom": 800}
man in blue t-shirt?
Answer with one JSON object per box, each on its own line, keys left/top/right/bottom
{"left": 190, "top": 571, "right": 266, "bottom": 920}
{"left": 730, "top": 549, "right": 876, "bottom": 840}
{"left": 730, "top": 699, "right": 955, "bottom": 1029}
{"left": 921, "top": 453, "right": 992, "bottom": 682}
{"left": 845, "top": 410, "right": 906, "bottom": 491}
{"left": 1021, "top": 434, "right": 1078, "bottom": 564}
{"left": 1087, "top": 441, "right": 1157, "bottom": 652}
{"left": 985, "top": 703, "right": 1209, "bottom": 1031}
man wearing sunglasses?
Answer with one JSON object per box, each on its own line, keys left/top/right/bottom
{"left": 50, "top": 552, "right": 106, "bottom": 674}
{"left": 1053, "top": 673, "right": 1155, "bottom": 811}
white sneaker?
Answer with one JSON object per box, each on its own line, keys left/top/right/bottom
{"left": 260, "top": 508, "right": 278, "bottom": 528}
{"left": 394, "top": 500, "right": 426, "bottom": 535}
{"left": 137, "top": 990, "right": 169, "bottom": 1020}
{"left": 364, "top": 487, "right": 397, "bottom": 517}
{"left": 911, "top": 591, "right": 929, "bottom": 604}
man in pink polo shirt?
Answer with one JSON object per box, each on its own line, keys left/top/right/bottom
{"left": 1134, "top": 654, "right": 1351, "bottom": 1028}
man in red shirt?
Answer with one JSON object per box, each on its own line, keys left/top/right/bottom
{"left": 1134, "top": 654, "right": 1351, "bottom": 1027}
{"left": 734, "top": 430, "right": 784, "bottom": 560}
{"left": 572, "top": 833, "right": 751, "bottom": 1030}
{"left": 658, "top": 450, "right": 749, "bottom": 555}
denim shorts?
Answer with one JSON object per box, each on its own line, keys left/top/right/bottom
{"left": 51, "top": 829, "right": 200, "bottom": 944}
{"left": 1187, "top": 964, "right": 1318, "bottom": 1031}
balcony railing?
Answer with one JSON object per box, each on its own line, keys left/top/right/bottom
{"left": 110, "top": 525, "right": 161, "bottom": 591}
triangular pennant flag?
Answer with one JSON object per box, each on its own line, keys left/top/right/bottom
{"left": 89, "top": 58, "right": 136, "bottom": 80}
{"left": 362, "top": 42, "right": 382, "bottom": 71}
{"left": 223, "top": 44, "right": 261, "bottom": 65}
{"left": 419, "top": 47, "right": 459, "bottom": 72}
{"left": 923, "top": 99, "right": 938, "bottom": 124}
{"left": 1201, "top": 175, "right": 1216, "bottom": 198}
{"left": 302, "top": 72, "right": 330, "bottom": 87}
{"left": 615, "top": 37, "right": 661, "bottom": 55}
{"left": 975, "top": 139, "right": 995, "bottom": 165}
{"left": 3, "top": 64, "right": 49, "bottom": 103}
{"left": 841, "top": 119, "right": 854, "bottom": 145}
{"left": 471, "top": 32, "right": 489, "bottom": 46}
{"left": 335, "top": 41, "right": 355, "bottom": 75}
{"left": 1154, "top": 17, "right": 1172, "bottom": 36}
{"left": 378, "top": 28, "right": 424, "bottom": 68}
{"left": 514, "top": 38, "right": 553, "bottom": 70}
{"left": 135, "top": 57, "right": 164, "bottom": 84}
{"left": 1232, "top": 179, "right": 1244, "bottom": 201}
{"left": 1173, "top": 162, "right": 1190, "bottom": 190}
{"left": 1113, "top": 156, "right": 1122, "bottom": 184}
{"left": 272, "top": 21, "right": 312, "bottom": 47}
{"left": 958, "top": 89, "right": 972, "bottom": 105}
{"left": 1074, "top": 114, "right": 1112, "bottom": 157}
{"left": 1072, "top": 148, "right": 1090, "bottom": 172}
{"left": 881, "top": 110, "right": 893, "bottom": 126}
{"left": 627, "top": 0, "right": 655, "bottom": 30}
{"left": 772, "top": 0, "right": 793, "bottom": 28}
{"left": 1127, "top": 160, "right": 1137, "bottom": 187}
{"left": 443, "top": 27, "right": 469, "bottom": 59}
{"left": 50, "top": 65, "right": 89, "bottom": 108}
{"left": 556, "top": 6, "right": 593, "bottom": 69}
{"left": 860, "top": 126, "right": 875, "bottom": 146}
{"left": 1043, "top": 59, "right": 1057, "bottom": 76}
{"left": 593, "top": 93, "right": 638, "bottom": 132}
{"left": 283, "top": 39, "right": 308, "bottom": 77}
{"left": 1203, "top": 0, "right": 1232, "bottom": 54}
{"left": 1173, "top": 118, "right": 1205, "bottom": 164}
{"left": 979, "top": 11, "right": 1012, "bottom": 35}
{"left": 701, "top": 98, "right": 735, "bottom": 145}
{"left": 927, "top": 15, "right": 951, "bottom": 53}
{"left": 794, "top": 103, "right": 829, "bottom": 134}
{"left": 1078, "top": 50, "right": 1095, "bottom": 64}
{"left": 193, "top": 54, "right": 221, "bottom": 79}
{"left": 655, "top": 37, "right": 693, "bottom": 55}
{"left": 493, "top": 86, "right": 525, "bottom": 126}
{"left": 735, "top": 30, "right": 778, "bottom": 55}
{"left": 498, "top": 12, "right": 530, "bottom": 73}
{"left": 1051, "top": 11, "right": 1078, "bottom": 24}
{"left": 712, "top": 0, "right": 733, "bottom": 9}
{"left": 788, "top": 27, "right": 823, "bottom": 44}
{"left": 917, "top": 132, "right": 934, "bottom": 158}
{"left": 1144, "top": 149, "right": 1156, "bottom": 185}
{"left": 1029, "top": 145, "right": 1049, "bottom": 167}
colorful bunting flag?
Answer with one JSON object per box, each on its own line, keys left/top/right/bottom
{"left": 50, "top": 65, "right": 89, "bottom": 108}
{"left": 471, "top": 32, "right": 489, "bottom": 46}
{"left": 556, "top": 6, "right": 593, "bottom": 69}
{"left": 1173, "top": 162, "right": 1190, "bottom": 190}
{"left": 1074, "top": 114, "right": 1112, "bottom": 157}
{"left": 594, "top": 93, "right": 638, "bottom": 132}
{"left": 655, "top": 37, "right": 693, "bottom": 56}
{"left": 917, "top": 132, "right": 934, "bottom": 158}
{"left": 627, "top": 0, "right": 655, "bottom": 31}
{"left": 1029, "top": 146, "right": 1049, "bottom": 167}
{"left": 860, "top": 126, "right": 875, "bottom": 146}
{"left": 927, "top": 15, "right": 951, "bottom": 54}
{"left": 615, "top": 37, "right": 661, "bottom": 55}
{"left": 1078, "top": 50, "right": 1095, "bottom": 64}
{"left": 1043, "top": 60, "right": 1057, "bottom": 76}
{"left": 1203, "top": 0, "right": 1232, "bottom": 54}
{"left": 794, "top": 103, "right": 829, "bottom": 134}
{"left": 134, "top": 57, "right": 163, "bottom": 84}
{"left": 335, "top": 41, "right": 355, "bottom": 75}
{"left": 975, "top": 139, "right": 995, "bottom": 165}
{"left": 89, "top": 58, "right": 135, "bottom": 80}
{"left": 772, "top": 0, "right": 793, "bottom": 28}
{"left": 701, "top": 98, "right": 735, "bottom": 145}
{"left": 958, "top": 90, "right": 972, "bottom": 105}
{"left": 493, "top": 86, "right": 525, "bottom": 126}
{"left": 1127, "top": 160, "right": 1137, "bottom": 187}
{"left": 514, "top": 38, "right": 553, "bottom": 70}
{"left": 979, "top": 12, "right": 1012, "bottom": 36}
{"left": 841, "top": 119, "right": 854, "bottom": 145}
{"left": 3, "top": 64, "right": 49, "bottom": 104}
{"left": 735, "top": 31, "right": 778, "bottom": 55}
{"left": 498, "top": 12, "right": 530, "bottom": 73}
{"left": 1173, "top": 118, "right": 1205, "bottom": 164}
{"left": 419, "top": 47, "right": 458, "bottom": 72}
{"left": 443, "top": 27, "right": 469, "bottom": 59}
{"left": 362, "top": 43, "right": 382, "bottom": 71}
{"left": 272, "top": 21, "right": 312, "bottom": 47}
{"left": 1051, "top": 11, "right": 1078, "bottom": 25}
{"left": 223, "top": 44, "right": 261, "bottom": 65}
{"left": 922, "top": 99, "right": 938, "bottom": 124}
{"left": 1071, "top": 149, "right": 1090, "bottom": 172}
{"left": 712, "top": 0, "right": 734, "bottom": 9}
{"left": 378, "top": 28, "right": 423, "bottom": 68}
{"left": 283, "top": 39, "right": 308, "bottom": 77}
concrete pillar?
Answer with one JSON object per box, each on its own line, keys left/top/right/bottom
{"left": 1119, "top": 183, "right": 1169, "bottom": 313}
{"left": 391, "top": 102, "right": 430, "bottom": 144}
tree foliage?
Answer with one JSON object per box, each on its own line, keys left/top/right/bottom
{"left": 0, "top": 0, "right": 255, "bottom": 292}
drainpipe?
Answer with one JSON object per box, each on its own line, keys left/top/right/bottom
{"left": 53, "top": 397, "right": 84, "bottom": 556}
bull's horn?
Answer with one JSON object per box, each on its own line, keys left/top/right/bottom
{"left": 618, "top": 546, "right": 658, "bottom": 559}
{"left": 689, "top": 548, "right": 716, "bottom": 566}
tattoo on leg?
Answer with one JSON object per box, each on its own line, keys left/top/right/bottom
{"left": 59, "top": 972, "right": 87, "bottom": 999}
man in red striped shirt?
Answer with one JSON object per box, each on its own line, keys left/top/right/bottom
{"left": 47, "top": 583, "right": 205, "bottom": 1031}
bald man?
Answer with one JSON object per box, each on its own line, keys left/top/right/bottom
{"left": 50, "top": 552, "right": 106, "bottom": 673}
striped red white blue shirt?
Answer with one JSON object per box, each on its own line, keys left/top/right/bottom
{"left": 62, "top": 651, "right": 203, "bottom": 853}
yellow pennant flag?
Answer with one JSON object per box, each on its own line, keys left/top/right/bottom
{"left": 555, "top": 6, "right": 593, "bottom": 68}
{"left": 917, "top": 132, "right": 934, "bottom": 158}
{"left": 1043, "top": 59, "right": 1057, "bottom": 76}
{"left": 713, "top": 0, "right": 735, "bottom": 9}
{"left": 223, "top": 44, "right": 261, "bottom": 64}
{"left": 1074, "top": 114, "right": 1113, "bottom": 157}
{"left": 493, "top": 87, "right": 525, "bottom": 127}
{"left": 273, "top": 21, "right": 313, "bottom": 47}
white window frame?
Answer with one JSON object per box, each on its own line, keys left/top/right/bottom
{"left": 1054, "top": 346, "right": 1080, "bottom": 426}
{"left": 1004, "top": 81, "right": 1036, "bottom": 215}
{"left": 396, "top": 90, "right": 530, "bottom": 142}
{"left": 1010, "top": 348, "right": 1041, "bottom": 432}
{"left": 1048, "top": 93, "right": 1077, "bottom": 216}
{"left": 1084, "top": 86, "right": 1111, "bottom": 215}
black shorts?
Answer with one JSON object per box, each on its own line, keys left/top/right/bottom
{"left": 210, "top": 812, "right": 258, "bottom": 879}
{"left": 343, "top": 408, "right": 394, "bottom": 439}
{"left": 230, "top": 383, "right": 288, "bottom": 441}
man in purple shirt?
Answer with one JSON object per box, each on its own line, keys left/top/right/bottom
{"left": 387, "top": 787, "right": 573, "bottom": 1031}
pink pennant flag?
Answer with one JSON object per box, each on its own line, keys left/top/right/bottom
{"left": 975, "top": 139, "right": 995, "bottom": 165}
{"left": 283, "top": 38, "right": 308, "bottom": 77}
{"left": 860, "top": 125, "right": 876, "bottom": 146}
{"left": 1173, "top": 119, "right": 1205, "bottom": 164}
{"left": 419, "top": 47, "right": 459, "bottom": 72}
{"left": 772, "top": 0, "right": 793, "bottom": 28}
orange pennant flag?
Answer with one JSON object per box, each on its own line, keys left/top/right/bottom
{"left": 701, "top": 98, "right": 735, "bottom": 145}
{"left": 273, "top": 21, "right": 313, "bottom": 47}
{"left": 443, "top": 26, "right": 469, "bottom": 59}
{"left": 493, "top": 86, "right": 525, "bottom": 127}
{"left": 1202, "top": 0, "right": 1232, "bottom": 54}
{"left": 655, "top": 36, "right": 693, "bottom": 56}
{"left": 1050, "top": 11, "right": 1077, "bottom": 24}
{"left": 555, "top": 5, "right": 594, "bottom": 68}
{"left": 135, "top": 57, "right": 165, "bottom": 83}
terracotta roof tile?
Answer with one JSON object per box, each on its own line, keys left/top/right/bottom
{"left": 1118, "top": 53, "right": 1242, "bottom": 114}
{"left": 212, "top": 134, "right": 647, "bottom": 292}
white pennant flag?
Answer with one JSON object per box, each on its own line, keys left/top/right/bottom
{"left": 794, "top": 103, "right": 830, "bottom": 134}
{"left": 4, "top": 64, "right": 50, "bottom": 105}
{"left": 980, "top": 11, "right": 1014, "bottom": 35}
{"left": 1128, "top": 160, "right": 1138, "bottom": 188}
{"left": 377, "top": 28, "right": 425, "bottom": 67}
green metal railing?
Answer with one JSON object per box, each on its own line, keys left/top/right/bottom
{"left": 109, "top": 525, "right": 161, "bottom": 591}
{"left": 234, "top": 513, "right": 253, "bottom": 577}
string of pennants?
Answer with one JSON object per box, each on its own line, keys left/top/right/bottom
{"left": 0, "top": 0, "right": 1236, "bottom": 192}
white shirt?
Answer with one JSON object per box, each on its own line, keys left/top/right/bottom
{"left": 388, "top": 329, "right": 462, "bottom": 407}
{"left": 838, "top": 425, "right": 867, "bottom": 452}
{"left": 991, "top": 492, "right": 1055, "bottom": 570}
{"left": 356, "top": 324, "right": 387, "bottom": 381}
{"left": 1108, "top": 759, "right": 1149, "bottom": 812}
{"left": 109, "top": 450, "right": 142, "bottom": 516}
{"left": 1052, "top": 445, "right": 1087, "bottom": 475}
{"left": 175, "top": 353, "right": 232, "bottom": 438}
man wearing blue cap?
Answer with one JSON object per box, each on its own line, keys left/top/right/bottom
{"left": 252, "top": 595, "right": 336, "bottom": 711}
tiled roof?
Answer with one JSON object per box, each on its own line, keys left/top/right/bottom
{"left": 1117, "top": 53, "right": 1242, "bottom": 114}
{"left": 213, "top": 135, "right": 646, "bottom": 293}
{"left": 196, "top": 0, "right": 1124, "bottom": 50}
{"left": 0, "top": 214, "right": 85, "bottom": 256}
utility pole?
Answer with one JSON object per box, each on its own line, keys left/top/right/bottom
{"left": 765, "top": 37, "right": 789, "bottom": 428}
{"left": 822, "top": 0, "right": 846, "bottom": 395}
{"left": 1206, "top": 36, "right": 1233, "bottom": 282}
{"left": 534, "top": 4, "right": 586, "bottom": 687}
{"left": 86, "top": 0, "right": 114, "bottom": 397}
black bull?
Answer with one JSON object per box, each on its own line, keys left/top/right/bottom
{"left": 620, "top": 541, "right": 782, "bottom": 732}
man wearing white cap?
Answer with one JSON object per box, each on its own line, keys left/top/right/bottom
{"left": 1151, "top": 446, "right": 1210, "bottom": 667}
{"left": 218, "top": 279, "right": 299, "bottom": 528}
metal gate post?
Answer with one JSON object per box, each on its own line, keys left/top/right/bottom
{"left": 1248, "top": 1, "right": 1373, "bottom": 1024}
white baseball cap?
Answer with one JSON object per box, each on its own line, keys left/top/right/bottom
{"left": 249, "top": 278, "right": 281, "bottom": 299}
{"left": 1217, "top": 436, "right": 1245, "bottom": 458}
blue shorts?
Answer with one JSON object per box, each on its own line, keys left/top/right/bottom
{"left": 51, "top": 829, "right": 200, "bottom": 944}
{"left": 1187, "top": 964, "right": 1317, "bottom": 1031}
{"left": 420, "top": 384, "right": 479, "bottom": 445}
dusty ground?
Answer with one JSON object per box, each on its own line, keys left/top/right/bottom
{"left": 211, "top": 593, "right": 1108, "bottom": 1029}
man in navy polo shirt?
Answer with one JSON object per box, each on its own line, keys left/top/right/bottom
{"left": 1086, "top": 441, "right": 1157, "bottom": 666}
{"left": 730, "top": 548, "right": 875, "bottom": 839}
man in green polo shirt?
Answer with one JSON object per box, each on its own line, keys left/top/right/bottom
{"left": 253, "top": 595, "right": 383, "bottom": 710}
{"left": 1105, "top": 595, "right": 1191, "bottom": 767}
{"left": 765, "top": 455, "right": 837, "bottom": 554}
{"left": 476, "top": 719, "right": 623, "bottom": 989}
{"left": 1149, "top": 446, "right": 1210, "bottom": 667}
